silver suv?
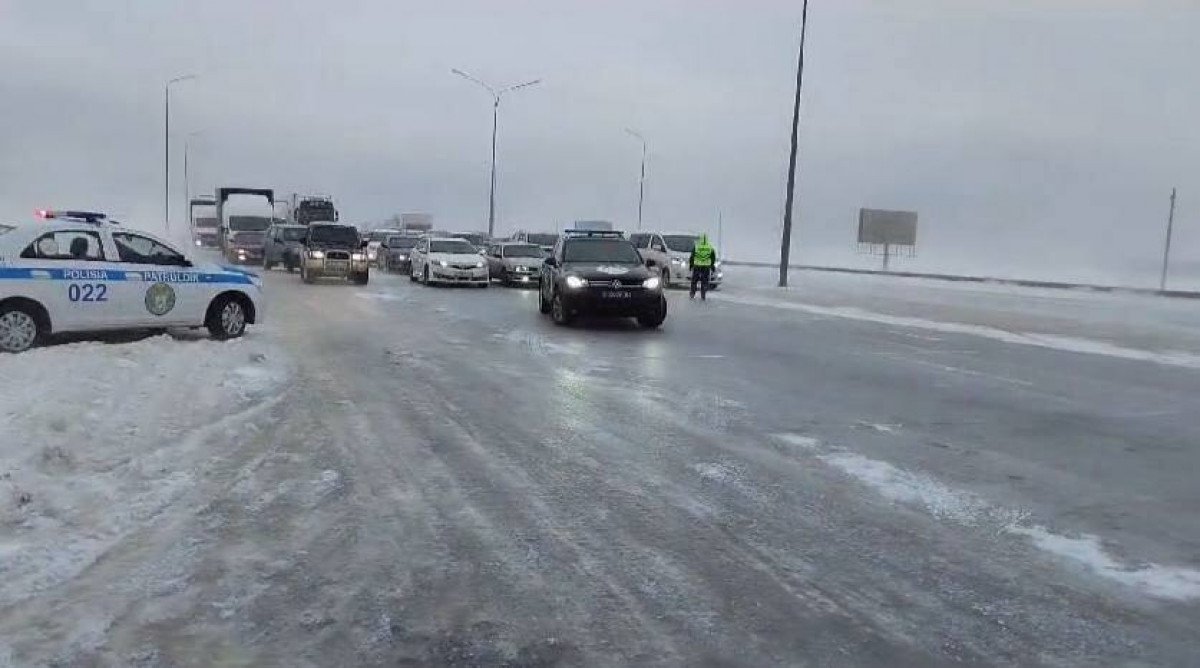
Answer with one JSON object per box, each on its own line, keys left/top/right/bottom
{"left": 628, "top": 231, "right": 723, "bottom": 289}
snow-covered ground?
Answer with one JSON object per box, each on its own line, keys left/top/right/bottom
{"left": 0, "top": 331, "right": 289, "bottom": 610}
{"left": 723, "top": 266, "right": 1200, "bottom": 359}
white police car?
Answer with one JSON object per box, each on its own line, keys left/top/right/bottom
{"left": 0, "top": 211, "right": 264, "bottom": 353}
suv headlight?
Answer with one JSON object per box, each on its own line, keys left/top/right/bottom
{"left": 643, "top": 276, "right": 662, "bottom": 290}
{"left": 352, "top": 252, "right": 365, "bottom": 261}
{"left": 309, "top": 250, "right": 325, "bottom": 259}
{"left": 475, "top": 261, "right": 485, "bottom": 269}
{"left": 565, "top": 275, "right": 585, "bottom": 289}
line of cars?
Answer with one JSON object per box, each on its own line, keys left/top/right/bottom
{"left": 354, "top": 226, "right": 723, "bottom": 329}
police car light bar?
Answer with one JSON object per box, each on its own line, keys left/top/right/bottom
{"left": 36, "top": 210, "right": 111, "bottom": 224}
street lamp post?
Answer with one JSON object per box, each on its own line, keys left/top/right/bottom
{"left": 451, "top": 69, "right": 541, "bottom": 238}
{"left": 778, "top": 0, "right": 810, "bottom": 288}
{"left": 164, "top": 74, "right": 198, "bottom": 231}
{"left": 183, "top": 130, "right": 203, "bottom": 224}
{"left": 624, "top": 128, "right": 647, "bottom": 230}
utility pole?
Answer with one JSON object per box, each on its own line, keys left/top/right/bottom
{"left": 183, "top": 130, "right": 202, "bottom": 225}
{"left": 717, "top": 209, "right": 724, "bottom": 252}
{"left": 1160, "top": 187, "right": 1178, "bottom": 292}
{"left": 624, "top": 129, "right": 647, "bottom": 230}
{"left": 164, "top": 74, "right": 197, "bottom": 231}
{"left": 777, "top": 0, "right": 809, "bottom": 288}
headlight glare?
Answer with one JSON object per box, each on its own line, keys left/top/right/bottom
{"left": 643, "top": 276, "right": 662, "bottom": 290}
{"left": 565, "top": 275, "right": 585, "bottom": 289}
{"left": 309, "top": 250, "right": 325, "bottom": 259}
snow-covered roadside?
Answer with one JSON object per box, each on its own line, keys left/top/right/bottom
{"left": 722, "top": 266, "right": 1200, "bottom": 360}
{"left": 0, "top": 331, "right": 289, "bottom": 607}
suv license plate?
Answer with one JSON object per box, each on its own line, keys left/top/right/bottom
{"left": 602, "top": 290, "right": 631, "bottom": 299}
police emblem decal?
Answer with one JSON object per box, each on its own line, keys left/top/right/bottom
{"left": 144, "top": 282, "right": 176, "bottom": 316}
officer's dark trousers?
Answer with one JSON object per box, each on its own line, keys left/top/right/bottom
{"left": 690, "top": 267, "right": 711, "bottom": 299}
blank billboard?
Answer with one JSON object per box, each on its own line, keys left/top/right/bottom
{"left": 858, "top": 208, "right": 917, "bottom": 246}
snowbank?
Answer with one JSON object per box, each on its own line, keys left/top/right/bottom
{"left": 0, "top": 332, "right": 289, "bottom": 606}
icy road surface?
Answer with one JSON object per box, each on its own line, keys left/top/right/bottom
{"left": 2, "top": 268, "right": 1199, "bottom": 666}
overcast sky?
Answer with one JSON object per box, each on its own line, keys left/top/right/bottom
{"left": 2, "top": 1, "right": 1197, "bottom": 286}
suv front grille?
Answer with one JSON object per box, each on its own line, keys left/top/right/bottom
{"left": 584, "top": 278, "right": 643, "bottom": 288}
{"left": 326, "top": 251, "right": 351, "bottom": 261}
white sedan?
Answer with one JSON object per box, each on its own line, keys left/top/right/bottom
{"left": 0, "top": 212, "right": 265, "bottom": 353}
{"left": 409, "top": 237, "right": 489, "bottom": 287}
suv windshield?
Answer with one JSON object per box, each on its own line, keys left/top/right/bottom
{"left": 563, "top": 239, "right": 642, "bottom": 264}
{"left": 308, "top": 225, "right": 359, "bottom": 246}
{"left": 228, "top": 216, "right": 271, "bottom": 232}
{"left": 430, "top": 240, "right": 477, "bottom": 254}
{"left": 526, "top": 233, "right": 558, "bottom": 246}
{"left": 280, "top": 227, "right": 307, "bottom": 241}
{"left": 504, "top": 244, "right": 543, "bottom": 258}
{"left": 387, "top": 236, "right": 418, "bottom": 249}
{"left": 664, "top": 235, "right": 697, "bottom": 253}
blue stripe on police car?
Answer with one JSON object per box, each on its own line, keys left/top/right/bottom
{"left": 0, "top": 267, "right": 254, "bottom": 284}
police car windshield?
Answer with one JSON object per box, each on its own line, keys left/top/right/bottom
{"left": 563, "top": 239, "right": 642, "bottom": 264}
{"left": 431, "top": 240, "right": 477, "bottom": 254}
{"left": 664, "top": 235, "right": 697, "bottom": 252}
{"left": 387, "top": 236, "right": 418, "bottom": 248}
{"left": 526, "top": 234, "right": 558, "bottom": 246}
{"left": 308, "top": 226, "right": 359, "bottom": 245}
{"left": 228, "top": 216, "right": 271, "bottom": 232}
{"left": 504, "top": 244, "right": 543, "bottom": 258}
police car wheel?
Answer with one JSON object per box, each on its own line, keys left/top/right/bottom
{"left": 0, "top": 306, "right": 42, "bottom": 353}
{"left": 207, "top": 296, "right": 247, "bottom": 340}
{"left": 538, "top": 285, "right": 552, "bottom": 313}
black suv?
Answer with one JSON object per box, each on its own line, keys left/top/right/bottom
{"left": 539, "top": 230, "right": 667, "bottom": 328}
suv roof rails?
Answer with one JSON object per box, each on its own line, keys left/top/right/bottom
{"left": 562, "top": 229, "right": 625, "bottom": 239}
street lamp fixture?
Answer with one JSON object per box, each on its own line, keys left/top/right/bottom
{"left": 451, "top": 68, "right": 541, "bottom": 238}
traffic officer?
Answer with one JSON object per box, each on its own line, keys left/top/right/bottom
{"left": 689, "top": 233, "right": 717, "bottom": 300}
